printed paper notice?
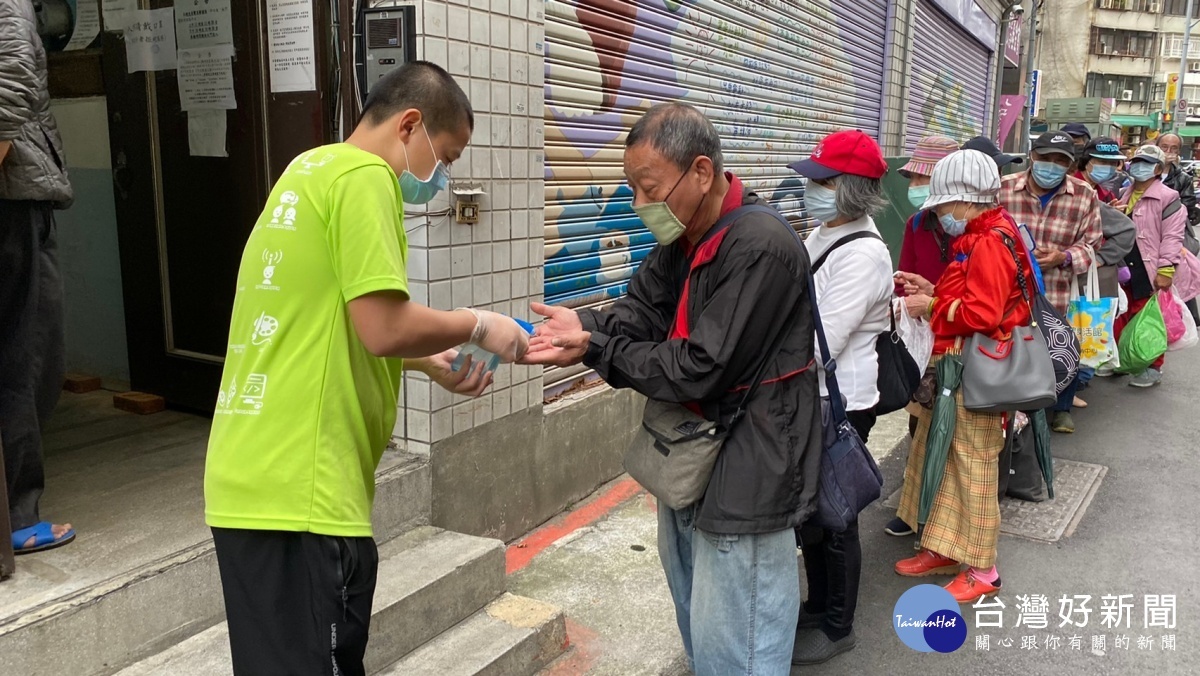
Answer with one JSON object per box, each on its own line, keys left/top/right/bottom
{"left": 175, "top": 0, "right": 233, "bottom": 50}
{"left": 188, "top": 111, "right": 228, "bottom": 157}
{"left": 65, "top": 0, "right": 102, "bottom": 50}
{"left": 266, "top": 0, "right": 316, "bottom": 93}
{"left": 102, "top": 0, "right": 135, "bottom": 31}
{"left": 125, "top": 8, "right": 178, "bottom": 73}
{"left": 179, "top": 47, "right": 237, "bottom": 111}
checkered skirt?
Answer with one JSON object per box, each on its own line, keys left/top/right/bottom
{"left": 896, "top": 360, "right": 1005, "bottom": 569}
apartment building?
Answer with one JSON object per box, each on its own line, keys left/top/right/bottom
{"left": 1042, "top": 0, "right": 1200, "bottom": 150}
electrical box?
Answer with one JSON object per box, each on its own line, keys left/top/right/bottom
{"left": 361, "top": 6, "right": 417, "bottom": 100}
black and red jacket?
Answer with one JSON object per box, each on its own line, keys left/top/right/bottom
{"left": 579, "top": 179, "right": 821, "bottom": 535}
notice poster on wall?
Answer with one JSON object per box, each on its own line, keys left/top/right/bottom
{"left": 188, "top": 110, "right": 228, "bottom": 157}
{"left": 65, "top": 0, "right": 102, "bottom": 50}
{"left": 266, "top": 0, "right": 316, "bottom": 93}
{"left": 101, "top": 0, "right": 135, "bottom": 32}
{"left": 174, "top": 0, "right": 233, "bottom": 50}
{"left": 178, "top": 46, "right": 237, "bottom": 111}
{"left": 124, "top": 8, "right": 178, "bottom": 73}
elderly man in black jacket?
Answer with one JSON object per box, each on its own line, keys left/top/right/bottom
{"left": 523, "top": 102, "right": 821, "bottom": 676}
{"left": 1156, "top": 133, "right": 1199, "bottom": 226}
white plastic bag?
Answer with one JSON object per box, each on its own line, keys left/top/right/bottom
{"left": 1168, "top": 289, "right": 1198, "bottom": 351}
{"left": 893, "top": 298, "right": 933, "bottom": 375}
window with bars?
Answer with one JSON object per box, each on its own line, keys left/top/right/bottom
{"left": 1161, "top": 0, "right": 1200, "bottom": 16}
{"left": 1086, "top": 73, "right": 1153, "bottom": 101}
{"left": 1095, "top": 0, "right": 1158, "bottom": 12}
{"left": 1162, "top": 34, "right": 1200, "bottom": 59}
{"left": 1093, "top": 27, "right": 1157, "bottom": 57}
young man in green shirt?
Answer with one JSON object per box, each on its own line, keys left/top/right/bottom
{"left": 204, "top": 61, "right": 529, "bottom": 675}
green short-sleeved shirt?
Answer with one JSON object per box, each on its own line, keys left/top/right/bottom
{"left": 204, "top": 143, "right": 408, "bottom": 537}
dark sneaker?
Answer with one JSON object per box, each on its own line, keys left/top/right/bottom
{"left": 884, "top": 516, "right": 914, "bottom": 536}
{"left": 791, "top": 628, "right": 857, "bottom": 665}
{"left": 797, "top": 606, "right": 824, "bottom": 629}
{"left": 1051, "top": 411, "right": 1075, "bottom": 434}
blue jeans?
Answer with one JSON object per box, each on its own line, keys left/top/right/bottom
{"left": 1054, "top": 374, "right": 1081, "bottom": 412}
{"left": 657, "top": 502, "right": 800, "bottom": 676}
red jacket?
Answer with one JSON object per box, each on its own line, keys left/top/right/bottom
{"left": 930, "top": 208, "right": 1035, "bottom": 354}
{"left": 896, "top": 210, "right": 957, "bottom": 296}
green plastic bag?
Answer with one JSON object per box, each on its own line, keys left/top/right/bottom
{"left": 1117, "top": 294, "right": 1169, "bottom": 374}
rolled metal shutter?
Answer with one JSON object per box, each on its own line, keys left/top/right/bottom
{"left": 905, "top": 0, "right": 993, "bottom": 151}
{"left": 543, "top": 0, "right": 888, "bottom": 398}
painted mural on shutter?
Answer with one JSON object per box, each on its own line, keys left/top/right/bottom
{"left": 543, "top": 0, "right": 888, "bottom": 397}
{"left": 905, "top": 0, "right": 994, "bottom": 150}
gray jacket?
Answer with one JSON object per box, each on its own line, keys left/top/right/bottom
{"left": 1096, "top": 202, "right": 1135, "bottom": 267}
{"left": 0, "top": 0, "right": 73, "bottom": 207}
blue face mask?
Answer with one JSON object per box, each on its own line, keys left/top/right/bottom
{"left": 399, "top": 122, "right": 450, "bottom": 205}
{"left": 908, "top": 185, "right": 931, "bottom": 210}
{"left": 1129, "top": 162, "right": 1159, "bottom": 183}
{"left": 1088, "top": 164, "right": 1116, "bottom": 184}
{"left": 938, "top": 210, "right": 968, "bottom": 237}
{"left": 1031, "top": 161, "right": 1069, "bottom": 189}
{"left": 804, "top": 181, "right": 840, "bottom": 223}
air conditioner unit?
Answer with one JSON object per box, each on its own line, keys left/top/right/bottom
{"left": 1150, "top": 1, "right": 1163, "bottom": 12}
{"left": 1190, "top": 62, "right": 1200, "bottom": 73}
{"left": 1121, "top": 89, "right": 1135, "bottom": 100}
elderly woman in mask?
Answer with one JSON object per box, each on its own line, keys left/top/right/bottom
{"left": 785, "top": 130, "right": 892, "bottom": 665}
{"left": 893, "top": 150, "right": 1035, "bottom": 603}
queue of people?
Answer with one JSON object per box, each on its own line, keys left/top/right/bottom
{"left": 531, "top": 108, "right": 1200, "bottom": 675}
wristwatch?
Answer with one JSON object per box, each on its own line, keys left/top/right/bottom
{"left": 1061, "top": 251, "right": 1073, "bottom": 269}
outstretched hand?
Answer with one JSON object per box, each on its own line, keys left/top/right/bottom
{"left": 519, "top": 302, "right": 590, "bottom": 367}
{"left": 894, "top": 271, "right": 934, "bottom": 297}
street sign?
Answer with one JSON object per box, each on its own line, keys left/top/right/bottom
{"left": 1030, "top": 70, "right": 1041, "bottom": 116}
{"left": 1180, "top": 99, "right": 1189, "bottom": 111}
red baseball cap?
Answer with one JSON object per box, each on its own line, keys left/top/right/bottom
{"left": 788, "top": 130, "right": 888, "bottom": 180}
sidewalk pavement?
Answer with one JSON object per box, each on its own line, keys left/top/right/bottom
{"left": 511, "top": 359, "right": 1200, "bottom": 675}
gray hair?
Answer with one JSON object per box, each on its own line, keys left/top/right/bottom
{"left": 832, "top": 174, "right": 887, "bottom": 220}
{"left": 626, "top": 103, "right": 724, "bottom": 174}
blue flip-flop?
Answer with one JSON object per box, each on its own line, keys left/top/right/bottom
{"left": 11, "top": 521, "right": 76, "bottom": 555}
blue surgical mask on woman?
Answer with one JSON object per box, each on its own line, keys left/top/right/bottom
{"left": 1129, "top": 162, "right": 1159, "bottom": 183}
{"left": 938, "top": 208, "right": 968, "bottom": 237}
{"left": 804, "top": 181, "right": 840, "bottom": 223}
{"left": 399, "top": 122, "right": 450, "bottom": 205}
{"left": 1031, "top": 161, "right": 1069, "bottom": 190}
{"left": 907, "top": 185, "right": 931, "bottom": 210}
{"left": 1088, "top": 164, "right": 1116, "bottom": 184}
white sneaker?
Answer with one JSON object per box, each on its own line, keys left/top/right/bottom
{"left": 1095, "top": 363, "right": 1116, "bottom": 377}
{"left": 1129, "top": 368, "right": 1162, "bottom": 388}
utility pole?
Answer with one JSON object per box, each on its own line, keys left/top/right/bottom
{"left": 1176, "top": 0, "right": 1195, "bottom": 133}
{"left": 994, "top": 3, "right": 1015, "bottom": 140}
{"left": 1021, "top": 0, "right": 1039, "bottom": 153}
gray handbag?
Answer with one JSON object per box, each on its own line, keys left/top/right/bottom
{"left": 961, "top": 230, "right": 1057, "bottom": 414}
{"left": 623, "top": 323, "right": 790, "bottom": 509}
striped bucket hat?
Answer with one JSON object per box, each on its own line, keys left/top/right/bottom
{"left": 899, "top": 135, "right": 960, "bottom": 178}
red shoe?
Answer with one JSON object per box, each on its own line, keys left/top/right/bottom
{"left": 945, "top": 570, "right": 1002, "bottom": 603}
{"left": 894, "top": 549, "right": 960, "bottom": 577}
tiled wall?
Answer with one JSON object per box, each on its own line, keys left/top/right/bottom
{"left": 395, "top": 0, "right": 546, "bottom": 455}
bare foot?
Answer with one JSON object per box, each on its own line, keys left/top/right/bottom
{"left": 20, "top": 522, "right": 73, "bottom": 550}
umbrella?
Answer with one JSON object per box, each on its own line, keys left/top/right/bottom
{"left": 917, "top": 353, "right": 964, "bottom": 525}
{"left": 1029, "top": 409, "right": 1056, "bottom": 499}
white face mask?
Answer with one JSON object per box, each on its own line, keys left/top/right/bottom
{"left": 804, "top": 181, "right": 840, "bottom": 223}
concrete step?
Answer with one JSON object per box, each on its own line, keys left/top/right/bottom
{"left": 0, "top": 451, "right": 430, "bottom": 676}
{"left": 114, "top": 526, "right": 506, "bottom": 675}
{"left": 378, "top": 593, "right": 567, "bottom": 676}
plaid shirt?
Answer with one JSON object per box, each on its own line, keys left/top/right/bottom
{"left": 999, "top": 173, "right": 1103, "bottom": 313}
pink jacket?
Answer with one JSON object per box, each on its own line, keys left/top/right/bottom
{"left": 1122, "top": 179, "right": 1200, "bottom": 301}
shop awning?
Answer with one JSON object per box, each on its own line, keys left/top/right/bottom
{"left": 1111, "top": 115, "right": 1155, "bottom": 128}
{"left": 1176, "top": 126, "right": 1200, "bottom": 138}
